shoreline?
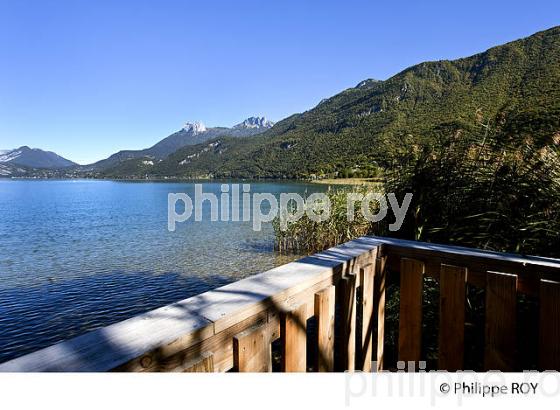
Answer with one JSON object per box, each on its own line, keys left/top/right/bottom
{"left": 309, "top": 177, "right": 383, "bottom": 186}
{"left": 3, "top": 176, "right": 385, "bottom": 186}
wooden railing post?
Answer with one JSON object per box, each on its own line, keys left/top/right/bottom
{"left": 281, "top": 303, "right": 307, "bottom": 372}
{"left": 359, "top": 263, "right": 375, "bottom": 371}
{"left": 539, "top": 279, "right": 560, "bottom": 371}
{"left": 438, "top": 264, "right": 467, "bottom": 371}
{"left": 398, "top": 258, "right": 425, "bottom": 368}
{"left": 375, "top": 256, "right": 387, "bottom": 371}
{"left": 233, "top": 322, "right": 272, "bottom": 372}
{"left": 484, "top": 271, "right": 518, "bottom": 371}
{"left": 314, "top": 286, "right": 335, "bottom": 372}
{"left": 339, "top": 272, "right": 357, "bottom": 371}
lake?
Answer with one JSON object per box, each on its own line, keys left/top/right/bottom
{"left": 0, "top": 179, "right": 325, "bottom": 363}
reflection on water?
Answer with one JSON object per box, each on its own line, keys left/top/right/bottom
{"left": 0, "top": 179, "right": 324, "bottom": 363}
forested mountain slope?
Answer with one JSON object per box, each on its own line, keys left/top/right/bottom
{"left": 102, "top": 26, "right": 560, "bottom": 179}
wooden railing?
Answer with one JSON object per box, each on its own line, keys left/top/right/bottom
{"left": 1, "top": 236, "right": 559, "bottom": 372}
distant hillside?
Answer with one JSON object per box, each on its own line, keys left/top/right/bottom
{"left": 0, "top": 146, "right": 76, "bottom": 169}
{"left": 100, "top": 26, "right": 560, "bottom": 179}
{"left": 0, "top": 163, "right": 20, "bottom": 177}
{"left": 88, "top": 116, "right": 274, "bottom": 170}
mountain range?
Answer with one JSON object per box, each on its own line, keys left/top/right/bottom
{"left": 0, "top": 117, "right": 274, "bottom": 177}
{"left": 0, "top": 146, "right": 76, "bottom": 169}
{"left": 85, "top": 116, "right": 275, "bottom": 171}
{"left": 101, "top": 25, "right": 558, "bottom": 179}
{"left": 2, "top": 26, "right": 559, "bottom": 179}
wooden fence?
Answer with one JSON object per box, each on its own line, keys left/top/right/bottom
{"left": 1, "top": 236, "right": 559, "bottom": 372}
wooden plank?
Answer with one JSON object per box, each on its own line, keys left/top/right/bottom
{"left": 371, "top": 236, "right": 560, "bottom": 271}
{"left": 285, "top": 276, "right": 336, "bottom": 321}
{"left": 438, "top": 264, "right": 467, "bottom": 371}
{"left": 539, "top": 279, "right": 560, "bottom": 371}
{"left": 196, "top": 262, "right": 333, "bottom": 333}
{"left": 484, "top": 271, "right": 518, "bottom": 371}
{"left": 314, "top": 286, "right": 335, "bottom": 372}
{"left": 375, "top": 256, "right": 387, "bottom": 371}
{"left": 233, "top": 322, "right": 271, "bottom": 372}
{"left": 116, "top": 310, "right": 270, "bottom": 372}
{"left": 267, "top": 310, "right": 281, "bottom": 343}
{"left": 376, "top": 236, "right": 560, "bottom": 297}
{"left": 398, "top": 258, "right": 425, "bottom": 366}
{"left": 181, "top": 352, "right": 214, "bottom": 372}
{"left": 359, "top": 263, "right": 375, "bottom": 371}
{"left": 340, "top": 272, "right": 357, "bottom": 371}
{"left": 281, "top": 303, "right": 307, "bottom": 372}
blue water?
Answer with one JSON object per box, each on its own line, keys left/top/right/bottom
{"left": 0, "top": 179, "right": 324, "bottom": 363}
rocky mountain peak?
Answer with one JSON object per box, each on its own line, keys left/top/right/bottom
{"left": 182, "top": 121, "right": 207, "bottom": 134}
{"left": 355, "top": 79, "right": 380, "bottom": 88}
{"left": 234, "top": 116, "right": 275, "bottom": 129}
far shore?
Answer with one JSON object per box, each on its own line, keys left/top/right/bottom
{"left": 3, "top": 176, "right": 385, "bottom": 187}
{"left": 309, "top": 177, "right": 383, "bottom": 186}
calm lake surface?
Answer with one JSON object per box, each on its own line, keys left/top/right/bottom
{"left": 0, "top": 179, "right": 325, "bottom": 363}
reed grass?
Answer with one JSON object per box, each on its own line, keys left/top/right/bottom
{"left": 273, "top": 186, "right": 381, "bottom": 254}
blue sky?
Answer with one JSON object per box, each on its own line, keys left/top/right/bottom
{"left": 0, "top": 0, "right": 558, "bottom": 164}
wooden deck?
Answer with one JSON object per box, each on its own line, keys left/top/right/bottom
{"left": 1, "top": 236, "right": 559, "bottom": 372}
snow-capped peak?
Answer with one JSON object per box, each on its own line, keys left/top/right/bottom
{"left": 234, "top": 116, "right": 275, "bottom": 129}
{"left": 182, "top": 121, "right": 207, "bottom": 134}
{"left": 0, "top": 148, "right": 22, "bottom": 163}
